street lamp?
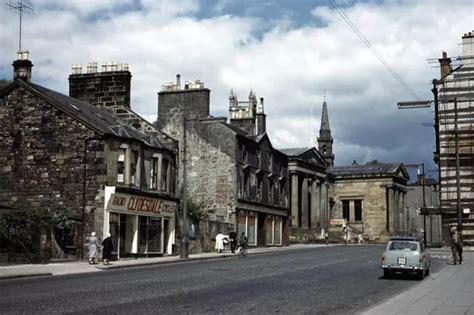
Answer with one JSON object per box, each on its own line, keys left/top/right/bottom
{"left": 397, "top": 96, "right": 462, "bottom": 236}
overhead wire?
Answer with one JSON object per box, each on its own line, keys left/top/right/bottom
{"left": 328, "top": 0, "right": 421, "bottom": 100}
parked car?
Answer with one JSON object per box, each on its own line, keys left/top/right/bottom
{"left": 381, "top": 237, "right": 431, "bottom": 280}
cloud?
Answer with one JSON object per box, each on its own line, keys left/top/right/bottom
{"left": 1, "top": 0, "right": 472, "bottom": 174}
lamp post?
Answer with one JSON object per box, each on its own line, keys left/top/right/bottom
{"left": 397, "top": 96, "right": 462, "bottom": 240}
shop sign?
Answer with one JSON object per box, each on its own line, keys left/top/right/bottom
{"left": 330, "top": 218, "right": 347, "bottom": 226}
{"left": 109, "top": 193, "right": 177, "bottom": 216}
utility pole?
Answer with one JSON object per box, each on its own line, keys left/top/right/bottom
{"left": 421, "top": 163, "right": 427, "bottom": 247}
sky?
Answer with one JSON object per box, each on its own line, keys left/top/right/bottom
{"left": 1, "top": 0, "right": 473, "bottom": 181}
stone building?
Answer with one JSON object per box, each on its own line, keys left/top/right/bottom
{"left": 0, "top": 52, "right": 178, "bottom": 261}
{"left": 327, "top": 163, "right": 409, "bottom": 243}
{"left": 281, "top": 101, "right": 332, "bottom": 242}
{"left": 432, "top": 32, "right": 474, "bottom": 247}
{"left": 157, "top": 77, "right": 289, "bottom": 251}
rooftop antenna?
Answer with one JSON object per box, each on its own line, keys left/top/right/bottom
{"left": 6, "top": 0, "right": 34, "bottom": 51}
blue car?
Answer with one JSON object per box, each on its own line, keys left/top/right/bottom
{"left": 381, "top": 238, "right": 431, "bottom": 280}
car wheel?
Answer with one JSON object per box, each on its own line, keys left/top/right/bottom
{"left": 417, "top": 269, "right": 424, "bottom": 280}
{"left": 383, "top": 269, "right": 391, "bottom": 278}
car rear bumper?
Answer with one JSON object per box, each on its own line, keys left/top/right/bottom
{"left": 382, "top": 265, "right": 424, "bottom": 274}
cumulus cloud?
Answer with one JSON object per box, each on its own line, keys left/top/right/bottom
{"left": 1, "top": 0, "right": 472, "bottom": 175}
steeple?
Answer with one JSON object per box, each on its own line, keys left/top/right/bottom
{"left": 317, "top": 100, "right": 334, "bottom": 166}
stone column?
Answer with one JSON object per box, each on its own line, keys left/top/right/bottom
{"left": 301, "top": 177, "right": 309, "bottom": 228}
{"left": 310, "top": 179, "right": 320, "bottom": 228}
{"left": 291, "top": 174, "right": 299, "bottom": 227}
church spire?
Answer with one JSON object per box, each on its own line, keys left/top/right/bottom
{"left": 318, "top": 100, "right": 334, "bottom": 166}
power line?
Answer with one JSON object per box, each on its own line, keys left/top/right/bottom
{"left": 328, "top": 0, "right": 420, "bottom": 100}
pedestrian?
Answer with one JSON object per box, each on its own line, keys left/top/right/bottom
{"left": 238, "top": 232, "right": 248, "bottom": 252}
{"left": 229, "top": 230, "right": 237, "bottom": 253}
{"left": 325, "top": 232, "right": 329, "bottom": 246}
{"left": 88, "top": 231, "right": 101, "bottom": 264}
{"left": 102, "top": 233, "right": 114, "bottom": 265}
{"left": 450, "top": 226, "right": 463, "bottom": 265}
{"left": 358, "top": 233, "right": 363, "bottom": 244}
{"left": 347, "top": 230, "right": 352, "bottom": 244}
{"left": 215, "top": 232, "right": 225, "bottom": 253}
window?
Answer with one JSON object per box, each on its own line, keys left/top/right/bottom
{"left": 268, "top": 152, "right": 273, "bottom": 172}
{"left": 117, "top": 149, "right": 126, "bottom": 183}
{"left": 150, "top": 157, "right": 158, "bottom": 190}
{"left": 323, "top": 145, "right": 327, "bottom": 155}
{"left": 354, "top": 200, "right": 362, "bottom": 221}
{"left": 268, "top": 179, "right": 274, "bottom": 204}
{"left": 130, "top": 150, "right": 139, "bottom": 186}
{"left": 342, "top": 200, "right": 350, "bottom": 221}
{"left": 243, "top": 146, "right": 248, "bottom": 164}
{"left": 279, "top": 181, "right": 287, "bottom": 206}
{"left": 161, "top": 158, "right": 169, "bottom": 191}
{"left": 256, "top": 175, "right": 262, "bottom": 201}
{"left": 257, "top": 149, "right": 261, "bottom": 168}
{"left": 243, "top": 171, "right": 249, "bottom": 198}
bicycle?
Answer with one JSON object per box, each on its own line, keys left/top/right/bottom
{"left": 237, "top": 245, "right": 247, "bottom": 257}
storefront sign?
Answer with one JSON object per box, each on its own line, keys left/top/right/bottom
{"left": 108, "top": 193, "right": 177, "bottom": 216}
{"left": 330, "top": 218, "right": 347, "bottom": 226}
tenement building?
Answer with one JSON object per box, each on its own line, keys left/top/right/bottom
{"left": 327, "top": 163, "right": 409, "bottom": 242}
{"left": 281, "top": 101, "right": 332, "bottom": 242}
{"left": 432, "top": 32, "right": 474, "bottom": 246}
{"left": 158, "top": 78, "right": 289, "bottom": 251}
{"left": 0, "top": 52, "right": 178, "bottom": 262}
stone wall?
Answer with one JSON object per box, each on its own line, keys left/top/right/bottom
{"left": 330, "top": 178, "right": 406, "bottom": 242}
{"left": 0, "top": 86, "right": 106, "bottom": 258}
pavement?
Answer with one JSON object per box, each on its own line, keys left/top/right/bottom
{"left": 361, "top": 248, "right": 474, "bottom": 315}
{"left": 1, "top": 244, "right": 472, "bottom": 315}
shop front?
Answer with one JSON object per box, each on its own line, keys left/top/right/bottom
{"left": 104, "top": 189, "right": 177, "bottom": 258}
{"left": 237, "top": 207, "right": 286, "bottom": 247}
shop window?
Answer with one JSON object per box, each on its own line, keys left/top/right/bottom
{"left": 342, "top": 200, "right": 350, "bottom": 221}
{"left": 161, "top": 158, "right": 169, "bottom": 192}
{"left": 248, "top": 216, "right": 256, "bottom": 246}
{"left": 274, "top": 219, "right": 282, "bottom": 245}
{"left": 150, "top": 157, "right": 158, "bottom": 190}
{"left": 355, "top": 200, "right": 363, "bottom": 221}
{"left": 130, "top": 150, "right": 139, "bottom": 186}
{"left": 266, "top": 218, "right": 274, "bottom": 245}
{"left": 238, "top": 213, "right": 247, "bottom": 237}
{"left": 117, "top": 149, "right": 126, "bottom": 183}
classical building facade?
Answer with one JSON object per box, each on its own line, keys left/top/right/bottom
{"left": 327, "top": 163, "right": 409, "bottom": 243}
{"left": 433, "top": 32, "right": 474, "bottom": 246}
{"left": 157, "top": 78, "right": 289, "bottom": 251}
{"left": 281, "top": 102, "right": 332, "bottom": 242}
{"left": 0, "top": 53, "right": 178, "bottom": 262}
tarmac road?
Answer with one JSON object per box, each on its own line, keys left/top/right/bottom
{"left": 0, "top": 245, "right": 445, "bottom": 314}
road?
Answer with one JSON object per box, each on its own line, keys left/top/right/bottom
{"left": 0, "top": 245, "right": 445, "bottom": 314}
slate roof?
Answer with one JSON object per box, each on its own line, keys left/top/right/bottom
{"left": 327, "top": 163, "right": 404, "bottom": 176}
{"left": 279, "top": 147, "right": 311, "bottom": 156}
{"left": 5, "top": 80, "right": 165, "bottom": 149}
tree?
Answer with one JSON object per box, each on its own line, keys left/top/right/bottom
{"left": 0, "top": 79, "right": 10, "bottom": 89}
{"left": 365, "top": 159, "right": 381, "bottom": 165}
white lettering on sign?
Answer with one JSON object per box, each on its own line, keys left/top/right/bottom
{"left": 109, "top": 193, "right": 177, "bottom": 216}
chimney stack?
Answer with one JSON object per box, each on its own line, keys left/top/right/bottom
{"left": 256, "top": 97, "right": 266, "bottom": 135}
{"left": 176, "top": 74, "right": 181, "bottom": 89}
{"left": 12, "top": 50, "right": 33, "bottom": 83}
{"left": 462, "top": 31, "right": 474, "bottom": 66}
{"left": 438, "top": 51, "right": 452, "bottom": 80}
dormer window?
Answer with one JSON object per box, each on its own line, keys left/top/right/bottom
{"left": 150, "top": 157, "right": 158, "bottom": 190}
{"left": 117, "top": 148, "right": 126, "bottom": 183}
{"left": 323, "top": 145, "right": 327, "bottom": 155}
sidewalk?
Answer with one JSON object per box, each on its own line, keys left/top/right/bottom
{"left": 0, "top": 243, "right": 327, "bottom": 280}
{"left": 361, "top": 250, "right": 474, "bottom": 315}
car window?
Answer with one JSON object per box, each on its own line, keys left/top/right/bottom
{"left": 388, "top": 241, "right": 418, "bottom": 251}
